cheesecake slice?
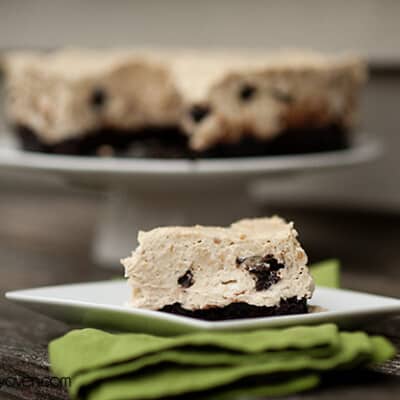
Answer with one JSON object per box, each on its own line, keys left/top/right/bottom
{"left": 121, "top": 216, "right": 314, "bottom": 320}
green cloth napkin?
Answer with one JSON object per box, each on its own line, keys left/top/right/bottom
{"left": 310, "top": 259, "right": 341, "bottom": 288}
{"left": 49, "top": 325, "right": 394, "bottom": 400}
{"left": 48, "top": 260, "right": 395, "bottom": 399}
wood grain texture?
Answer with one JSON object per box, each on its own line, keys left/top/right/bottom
{"left": 0, "top": 188, "right": 399, "bottom": 399}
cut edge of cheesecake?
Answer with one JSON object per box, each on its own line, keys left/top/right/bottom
{"left": 121, "top": 216, "right": 315, "bottom": 321}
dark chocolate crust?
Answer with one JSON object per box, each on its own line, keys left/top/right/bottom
{"left": 15, "top": 123, "right": 348, "bottom": 158}
{"left": 158, "top": 297, "right": 308, "bottom": 321}
{"left": 15, "top": 125, "right": 188, "bottom": 158}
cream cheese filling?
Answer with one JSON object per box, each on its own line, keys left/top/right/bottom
{"left": 122, "top": 217, "right": 315, "bottom": 311}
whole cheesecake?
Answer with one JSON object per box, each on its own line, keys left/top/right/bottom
{"left": 121, "top": 216, "right": 314, "bottom": 320}
{"left": 3, "top": 49, "right": 366, "bottom": 157}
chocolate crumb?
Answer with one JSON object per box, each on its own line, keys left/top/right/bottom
{"left": 90, "top": 88, "right": 107, "bottom": 110}
{"left": 189, "top": 104, "right": 211, "bottom": 123}
{"left": 236, "top": 254, "right": 285, "bottom": 291}
{"left": 253, "top": 270, "right": 281, "bottom": 291}
{"left": 177, "top": 269, "right": 194, "bottom": 288}
{"left": 239, "top": 84, "right": 257, "bottom": 101}
{"left": 264, "top": 254, "right": 285, "bottom": 270}
{"left": 236, "top": 256, "right": 247, "bottom": 264}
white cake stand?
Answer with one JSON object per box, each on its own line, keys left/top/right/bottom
{"left": 0, "top": 133, "right": 381, "bottom": 267}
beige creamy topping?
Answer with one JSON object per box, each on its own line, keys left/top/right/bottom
{"left": 122, "top": 216, "right": 314, "bottom": 310}
{"left": 4, "top": 49, "right": 366, "bottom": 149}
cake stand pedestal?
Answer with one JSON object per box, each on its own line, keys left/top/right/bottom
{"left": 92, "top": 182, "right": 258, "bottom": 267}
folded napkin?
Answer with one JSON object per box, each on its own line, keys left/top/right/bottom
{"left": 49, "top": 260, "right": 395, "bottom": 399}
{"left": 310, "top": 259, "right": 341, "bottom": 288}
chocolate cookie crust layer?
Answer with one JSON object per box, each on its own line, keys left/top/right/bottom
{"left": 159, "top": 297, "right": 307, "bottom": 321}
{"left": 16, "top": 123, "right": 348, "bottom": 158}
{"left": 15, "top": 125, "right": 188, "bottom": 158}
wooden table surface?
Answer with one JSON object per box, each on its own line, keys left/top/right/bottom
{"left": 0, "top": 187, "right": 399, "bottom": 399}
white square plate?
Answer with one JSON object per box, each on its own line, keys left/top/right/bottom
{"left": 6, "top": 281, "right": 400, "bottom": 335}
